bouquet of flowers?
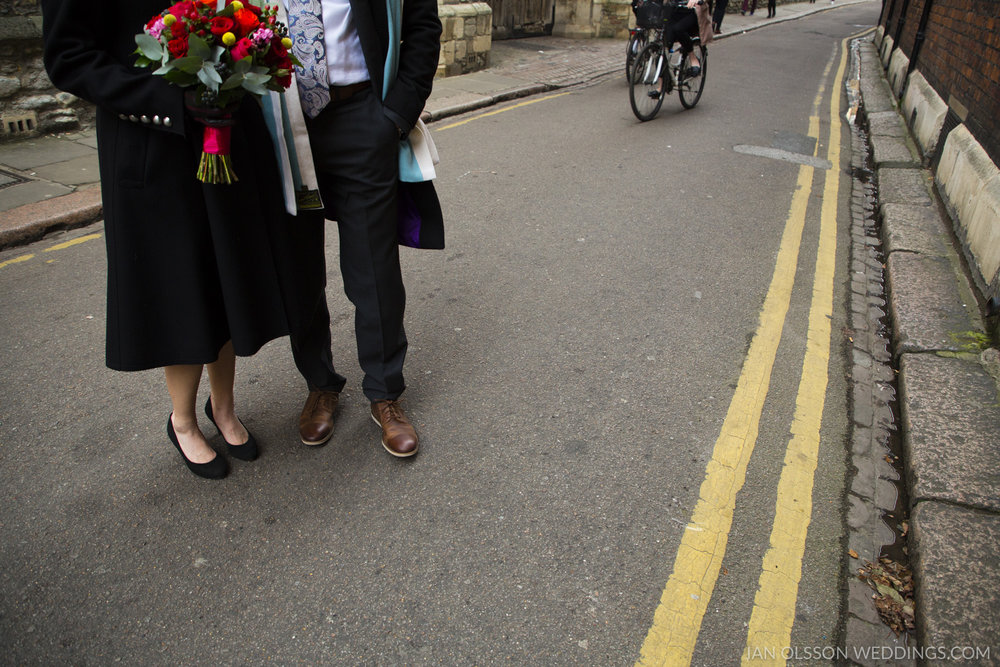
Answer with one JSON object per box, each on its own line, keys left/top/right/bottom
{"left": 134, "top": 0, "right": 299, "bottom": 184}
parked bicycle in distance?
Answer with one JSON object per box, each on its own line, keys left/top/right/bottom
{"left": 625, "top": 24, "right": 651, "bottom": 81}
{"left": 628, "top": 0, "right": 708, "bottom": 121}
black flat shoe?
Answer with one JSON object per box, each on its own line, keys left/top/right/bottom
{"left": 205, "top": 397, "right": 259, "bottom": 461}
{"left": 167, "top": 414, "right": 228, "bottom": 479}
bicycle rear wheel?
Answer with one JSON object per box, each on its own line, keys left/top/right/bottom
{"left": 629, "top": 43, "right": 666, "bottom": 122}
{"left": 678, "top": 45, "right": 707, "bottom": 109}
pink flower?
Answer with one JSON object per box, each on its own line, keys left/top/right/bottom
{"left": 250, "top": 27, "right": 274, "bottom": 46}
{"left": 230, "top": 37, "right": 254, "bottom": 61}
{"left": 146, "top": 17, "right": 167, "bottom": 38}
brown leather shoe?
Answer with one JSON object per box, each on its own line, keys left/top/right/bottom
{"left": 299, "top": 390, "right": 339, "bottom": 446}
{"left": 370, "top": 400, "right": 419, "bottom": 457}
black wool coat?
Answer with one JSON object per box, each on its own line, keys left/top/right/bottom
{"left": 41, "top": 0, "right": 328, "bottom": 371}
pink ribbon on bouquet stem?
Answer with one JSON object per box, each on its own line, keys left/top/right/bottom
{"left": 202, "top": 126, "right": 232, "bottom": 155}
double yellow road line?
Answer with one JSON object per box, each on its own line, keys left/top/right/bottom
{"left": 0, "top": 232, "right": 102, "bottom": 270}
{"left": 637, "top": 31, "right": 861, "bottom": 666}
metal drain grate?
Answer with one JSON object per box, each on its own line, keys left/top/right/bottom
{"left": 0, "top": 167, "right": 31, "bottom": 191}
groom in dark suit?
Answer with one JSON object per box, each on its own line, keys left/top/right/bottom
{"left": 286, "top": 0, "right": 442, "bottom": 458}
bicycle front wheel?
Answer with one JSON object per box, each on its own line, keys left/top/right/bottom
{"left": 678, "top": 45, "right": 707, "bottom": 109}
{"left": 629, "top": 43, "right": 666, "bottom": 122}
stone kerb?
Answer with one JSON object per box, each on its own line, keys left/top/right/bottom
{"left": 936, "top": 124, "right": 1000, "bottom": 297}
{"left": 879, "top": 34, "right": 893, "bottom": 68}
{"left": 901, "top": 70, "right": 946, "bottom": 162}
{"left": 886, "top": 47, "right": 909, "bottom": 99}
{"left": 966, "top": 176, "right": 1000, "bottom": 295}
{"left": 436, "top": 0, "right": 492, "bottom": 77}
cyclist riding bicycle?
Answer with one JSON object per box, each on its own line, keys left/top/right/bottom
{"left": 662, "top": 0, "right": 712, "bottom": 76}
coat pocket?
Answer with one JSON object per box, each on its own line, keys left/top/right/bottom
{"left": 110, "top": 118, "right": 149, "bottom": 190}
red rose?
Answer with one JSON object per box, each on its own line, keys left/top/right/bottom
{"left": 170, "top": 20, "right": 188, "bottom": 38}
{"left": 209, "top": 16, "right": 235, "bottom": 36}
{"left": 168, "top": 1, "right": 198, "bottom": 19}
{"left": 264, "top": 36, "right": 287, "bottom": 63}
{"left": 276, "top": 71, "right": 292, "bottom": 88}
{"left": 167, "top": 37, "right": 189, "bottom": 58}
{"left": 230, "top": 37, "right": 254, "bottom": 61}
{"left": 233, "top": 8, "right": 260, "bottom": 36}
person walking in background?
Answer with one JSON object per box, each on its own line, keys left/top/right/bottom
{"left": 741, "top": 0, "right": 757, "bottom": 15}
{"left": 284, "top": 0, "right": 442, "bottom": 458}
{"left": 40, "top": 0, "right": 330, "bottom": 479}
{"left": 767, "top": 0, "right": 776, "bottom": 17}
{"left": 712, "top": 0, "right": 727, "bottom": 34}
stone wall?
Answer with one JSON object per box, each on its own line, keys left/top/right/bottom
{"left": 437, "top": 0, "right": 493, "bottom": 77}
{"left": 0, "top": 1, "right": 92, "bottom": 140}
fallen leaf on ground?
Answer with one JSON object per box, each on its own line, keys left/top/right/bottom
{"left": 858, "top": 558, "right": 915, "bottom": 636}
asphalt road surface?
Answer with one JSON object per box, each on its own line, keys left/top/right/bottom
{"left": 0, "top": 4, "right": 879, "bottom": 664}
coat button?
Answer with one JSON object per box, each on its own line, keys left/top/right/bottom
{"left": 163, "top": 117, "right": 173, "bottom": 127}
{"left": 129, "top": 114, "right": 138, "bottom": 123}
{"left": 118, "top": 113, "right": 127, "bottom": 120}
{"left": 153, "top": 115, "right": 162, "bottom": 125}
{"left": 140, "top": 115, "right": 151, "bottom": 124}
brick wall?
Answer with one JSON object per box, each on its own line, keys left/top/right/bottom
{"left": 880, "top": 0, "right": 1000, "bottom": 163}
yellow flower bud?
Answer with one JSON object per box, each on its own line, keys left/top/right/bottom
{"left": 162, "top": 14, "right": 177, "bottom": 26}
{"left": 281, "top": 37, "right": 293, "bottom": 49}
{"left": 222, "top": 32, "right": 236, "bottom": 46}
{"left": 231, "top": 1, "right": 244, "bottom": 10}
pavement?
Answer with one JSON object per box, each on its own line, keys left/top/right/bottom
{"left": 2, "top": 0, "right": 998, "bottom": 660}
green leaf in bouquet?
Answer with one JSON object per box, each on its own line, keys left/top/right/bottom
{"left": 135, "top": 33, "right": 164, "bottom": 60}
{"left": 163, "top": 69, "right": 199, "bottom": 86}
{"left": 187, "top": 33, "right": 212, "bottom": 61}
{"left": 232, "top": 56, "right": 252, "bottom": 75}
{"left": 153, "top": 61, "right": 175, "bottom": 75}
{"left": 172, "top": 56, "right": 204, "bottom": 75}
{"left": 135, "top": 55, "right": 153, "bottom": 68}
{"left": 241, "top": 78, "right": 270, "bottom": 96}
{"left": 221, "top": 72, "right": 246, "bottom": 91}
{"left": 244, "top": 71, "right": 270, "bottom": 86}
{"left": 198, "top": 63, "right": 223, "bottom": 89}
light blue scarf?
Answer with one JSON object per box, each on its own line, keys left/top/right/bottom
{"left": 384, "top": 0, "right": 437, "bottom": 183}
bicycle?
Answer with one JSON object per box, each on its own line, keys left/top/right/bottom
{"left": 625, "top": 26, "right": 651, "bottom": 81}
{"left": 628, "top": 0, "right": 708, "bottom": 121}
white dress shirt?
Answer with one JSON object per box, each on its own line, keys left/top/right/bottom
{"left": 320, "top": 0, "right": 369, "bottom": 84}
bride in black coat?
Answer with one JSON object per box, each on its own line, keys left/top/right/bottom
{"left": 41, "top": 0, "right": 332, "bottom": 478}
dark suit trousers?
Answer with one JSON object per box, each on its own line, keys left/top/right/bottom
{"left": 304, "top": 87, "right": 408, "bottom": 402}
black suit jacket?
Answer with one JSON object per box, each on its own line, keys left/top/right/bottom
{"left": 348, "top": 0, "right": 442, "bottom": 135}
